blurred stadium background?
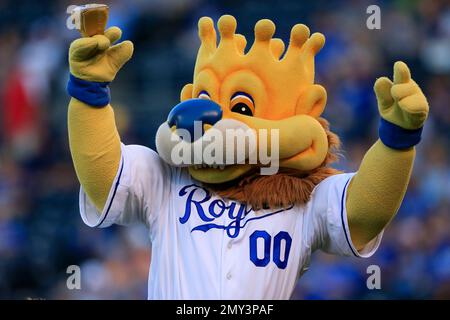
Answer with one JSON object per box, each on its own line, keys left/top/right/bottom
{"left": 0, "top": 0, "right": 449, "bottom": 299}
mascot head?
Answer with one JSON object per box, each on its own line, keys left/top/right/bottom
{"left": 156, "top": 15, "right": 340, "bottom": 209}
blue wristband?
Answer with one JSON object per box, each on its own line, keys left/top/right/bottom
{"left": 67, "top": 74, "right": 110, "bottom": 107}
{"left": 378, "top": 117, "right": 423, "bottom": 150}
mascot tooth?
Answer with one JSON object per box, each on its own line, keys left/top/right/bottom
{"left": 67, "top": 14, "right": 429, "bottom": 299}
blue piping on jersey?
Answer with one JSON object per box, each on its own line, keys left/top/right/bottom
{"left": 95, "top": 157, "right": 124, "bottom": 227}
{"left": 340, "top": 177, "right": 358, "bottom": 257}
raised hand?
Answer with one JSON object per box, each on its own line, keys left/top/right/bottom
{"left": 69, "top": 26, "right": 134, "bottom": 82}
{"left": 374, "top": 61, "right": 429, "bottom": 130}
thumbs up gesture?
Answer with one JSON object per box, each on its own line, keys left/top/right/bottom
{"left": 374, "top": 61, "right": 429, "bottom": 130}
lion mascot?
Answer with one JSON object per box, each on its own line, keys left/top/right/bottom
{"left": 67, "top": 15, "right": 429, "bottom": 299}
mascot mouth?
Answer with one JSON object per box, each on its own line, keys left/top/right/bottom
{"left": 156, "top": 108, "right": 329, "bottom": 184}
{"left": 188, "top": 164, "right": 253, "bottom": 184}
{"left": 187, "top": 137, "right": 319, "bottom": 184}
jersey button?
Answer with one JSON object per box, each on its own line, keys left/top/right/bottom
{"left": 227, "top": 242, "right": 232, "bottom": 249}
{"left": 226, "top": 272, "right": 232, "bottom": 280}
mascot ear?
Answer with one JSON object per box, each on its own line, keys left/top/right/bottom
{"left": 180, "top": 83, "right": 193, "bottom": 101}
{"left": 296, "top": 84, "right": 327, "bottom": 118}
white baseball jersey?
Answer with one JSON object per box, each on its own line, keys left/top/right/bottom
{"left": 79, "top": 144, "right": 383, "bottom": 300}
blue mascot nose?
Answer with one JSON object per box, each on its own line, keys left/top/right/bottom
{"left": 167, "top": 98, "right": 222, "bottom": 142}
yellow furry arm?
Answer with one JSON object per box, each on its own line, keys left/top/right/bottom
{"left": 346, "top": 61, "right": 429, "bottom": 250}
{"left": 67, "top": 26, "right": 133, "bottom": 212}
{"left": 68, "top": 98, "right": 121, "bottom": 211}
{"left": 346, "top": 141, "right": 414, "bottom": 248}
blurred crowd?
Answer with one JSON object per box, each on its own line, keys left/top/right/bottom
{"left": 0, "top": 0, "right": 449, "bottom": 299}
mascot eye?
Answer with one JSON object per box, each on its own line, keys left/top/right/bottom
{"left": 231, "top": 103, "right": 253, "bottom": 116}
{"left": 230, "top": 93, "right": 254, "bottom": 116}
{"left": 198, "top": 91, "right": 210, "bottom": 100}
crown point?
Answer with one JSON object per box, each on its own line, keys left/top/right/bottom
{"left": 308, "top": 32, "right": 325, "bottom": 54}
{"left": 270, "top": 38, "right": 285, "bottom": 59}
{"left": 255, "top": 19, "right": 275, "bottom": 42}
{"left": 218, "top": 15, "right": 237, "bottom": 39}
{"left": 290, "top": 24, "right": 310, "bottom": 47}
{"left": 198, "top": 17, "right": 215, "bottom": 39}
{"left": 234, "top": 34, "right": 247, "bottom": 53}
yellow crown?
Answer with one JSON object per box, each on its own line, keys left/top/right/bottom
{"left": 191, "top": 15, "right": 326, "bottom": 119}
{"left": 195, "top": 15, "right": 324, "bottom": 83}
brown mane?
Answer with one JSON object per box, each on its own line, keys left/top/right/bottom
{"left": 206, "top": 118, "right": 341, "bottom": 210}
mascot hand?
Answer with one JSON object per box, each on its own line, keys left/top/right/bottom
{"left": 69, "top": 26, "right": 134, "bottom": 82}
{"left": 374, "top": 61, "right": 429, "bottom": 130}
